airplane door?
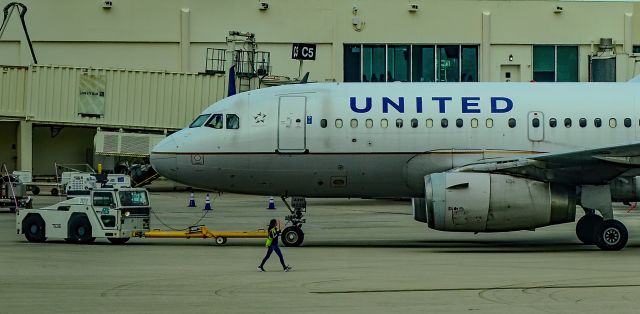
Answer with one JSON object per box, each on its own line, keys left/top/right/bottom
{"left": 278, "top": 96, "right": 307, "bottom": 152}
{"left": 527, "top": 111, "right": 544, "bottom": 142}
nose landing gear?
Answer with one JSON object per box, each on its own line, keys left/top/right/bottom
{"left": 280, "top": 196, "right": 306, "bottom": 247}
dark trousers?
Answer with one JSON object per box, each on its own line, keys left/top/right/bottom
{"left": 260, "top": 244, "right": 286, "bottom": 269}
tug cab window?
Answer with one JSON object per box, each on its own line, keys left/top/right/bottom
{"left": 189, "top": 114, "right": 211, "bottom": 128}
{"left": 206, "top": 114, "right": 223, "bottom": 129}
{"left": 93, "top": 192, "right": 115, "bottom": 207}
{"left": 226, "top": 114, "right": 240, "bottom": 129}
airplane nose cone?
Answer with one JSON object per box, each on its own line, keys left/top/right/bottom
{"left": 150, "top": 137, "right": 178, "bottom": 181}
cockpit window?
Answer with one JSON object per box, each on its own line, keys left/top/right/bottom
{"left": 206, "top": 114, "right": 223, "bottom": 129}
{"left": 226, "top": 114, "right": 240, "bottom": 129}
{"left": 189, "top": 114, "right": 211, "bottom": 128}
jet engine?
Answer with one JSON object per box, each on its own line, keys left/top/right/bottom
{"left": 413, "top": 173, "right": 576, "bottom": 232}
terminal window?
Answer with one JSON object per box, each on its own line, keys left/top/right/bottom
{"left": 533, "top": 45, "right": 578, "bottom": 82}
{"left": 344, "top": 44, "right": 478, "bottom": 82}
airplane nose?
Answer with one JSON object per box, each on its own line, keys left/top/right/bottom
{"left": 150, "top": 137, "right": 178, "bottom": 181}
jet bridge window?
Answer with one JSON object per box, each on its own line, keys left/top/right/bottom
{"left": 351, "top": 119, "right": 358, "bottom": 128}
{"left": 564, "top": 118, "right": 572, "bottom": 128}
{"left": 594, "top": 118, "right": 602, "bottom": 128}
{"left": 226, "top": 114, "right": 239, "bottom": 129}
{"left": 206, "top": 114, "right": 223, "bottom": 129}
{"left": 456, "top": 119, "right": 463, "bottom": 128}
{"left": 609, "top": 118, "right": 617, "bottom": 128}
{"left": 508, "top": 118, "right": 516, "bottom": 128}
{"left": 335, "top": 119, "right": 343, "bottom": 128}
{"left": 579, "top": 118, "right": 586, "bottom": 128}
{"left": 189, "top": 114, "right": 211, "bottom": 128}
{"left": 411, "top": 118, "right": 418, "bottom": 128}
{"left": 320, "top": 119, "right": 328, "bottom": 128}
{"left": 441, "top": 118, "right": 448, "bottom": 128}
{"left": 624, "top": 118, "right": 632, "bottom": 128}
{"left": 396, "top": 119, "right": 404, "bottom": 128}
{"left": 549, "top": 118, "right": 557, "bottom": 128}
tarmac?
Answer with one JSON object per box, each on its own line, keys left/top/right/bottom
{"left": 1, "top": 190, "right": 639, "bottom": 314}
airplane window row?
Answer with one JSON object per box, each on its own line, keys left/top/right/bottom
{"left": 319, "top": 117, "right": 638, "bottom": 130}
{"left": 543, "top": 117, "right": 633, "bottom": 128}
{"left": 189, "top": 114, "right": 240, "bottom": 129}
{"left": 320, "top": 118, "right": 496, "bottom": 129}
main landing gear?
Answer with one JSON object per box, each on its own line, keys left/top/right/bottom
{"left": 280, "top": 196, "right": 306, "bottom": 247}
{"left": 576, "top": 208, "right": 628, "bottom": 251}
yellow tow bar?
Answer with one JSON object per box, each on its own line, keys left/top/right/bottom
{"left": 134, "top": 226, "right": 267, "bottom": 245}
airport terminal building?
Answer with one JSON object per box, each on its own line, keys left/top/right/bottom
{"left": 2, "top": 0, "right": 640, "bottom": 177}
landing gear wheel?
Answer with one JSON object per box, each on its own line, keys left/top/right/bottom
{"left": 595, "top": 220, "right": 628, "bottom": 251}
{"left": 576, "top": 214, "right": 603, "bottom": 245}
{"left": 31, "top": 186, "right": 40, "bottom": 195}
{"left": 108, "top": 237, "right": 130, "bottom": 245}
{"left": 51, "top": 188, "right": 59, "bottom": 196}
{"left": 23, "top": 215, "right": 46, "bottom": 242}
{"left": 68, "top": 216, "right": 93, "bottom": 244}
{"left": 281, "top": 226, "right": 304, "bottom": 247}
{"left": 215, "top": 237, "right": 227, "bottom": 245}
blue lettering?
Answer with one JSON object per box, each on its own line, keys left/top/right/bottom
{"left": 491, "top": 97, "right": 513, "bottom": 113}
{"left": 350, "top": 97, "right": 372, "bottom": 113}
{"left": 432, "top": 97, "right": 452, "bottom": 113}
{"left": 461, "top": 97, "right": 481, "bottom": 113}
{"left": 416, "top": 97, "right": 423, "bottom": 113}
{"left": 383, "top": 97, "right": 404, "bottom": 113}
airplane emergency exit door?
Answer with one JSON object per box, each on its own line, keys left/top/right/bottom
{"left": 278, "top": 96, "right": 307, "bottom": 152}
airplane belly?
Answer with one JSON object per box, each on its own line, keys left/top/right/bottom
{"left": 177, "top": 154, "right": 417, "bottom": 197}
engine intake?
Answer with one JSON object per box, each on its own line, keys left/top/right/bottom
{"left": 413, "top": 173, "right": 576, "bottom": 232}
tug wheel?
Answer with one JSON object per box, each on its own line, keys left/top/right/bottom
{"left": 68, "top": 216, "right": 93, "bottom": 244}
{"left": 23, "top": 215, "right": 46, "bottom": 243}
{"left": 215, "top": 237, "right": 227, "bottom": 245}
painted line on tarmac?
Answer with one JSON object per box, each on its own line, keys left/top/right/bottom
{"left": 311, "top": 283, "right": 640, "bottom": 294}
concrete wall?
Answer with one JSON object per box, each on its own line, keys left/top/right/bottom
{"left": 0, "top": 0, "right": 636, "bottom": 81}
{"left": 0, "top": 122, "right": 18, "bottom": 172}
{"left": 31, "top": 125, "right": 95, "bottom": 176}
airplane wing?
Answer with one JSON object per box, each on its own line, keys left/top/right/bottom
{"left": 453, "top": 142, "right": 640, "bottom": 185}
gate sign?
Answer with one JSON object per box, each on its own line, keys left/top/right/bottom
{"left": 292, "top": 43, "right": 316, "bottom": 60}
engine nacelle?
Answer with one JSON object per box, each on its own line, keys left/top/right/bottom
{"left": 413, "top": 173, "right": 576, "bottom": 232}
{"left": 610, "top": 176, "right": 640, "bottom": 202}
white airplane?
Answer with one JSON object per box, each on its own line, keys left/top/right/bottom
{"left": 150, "top": 82, "right": 640, "bottom": 250}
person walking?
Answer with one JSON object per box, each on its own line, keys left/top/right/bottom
{"left": 258, "top": 219, "right": 292, "bottom": 272}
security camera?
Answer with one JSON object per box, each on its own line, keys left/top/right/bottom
{"left": 259, "top": 2, "right": 269, "bottom": 10}
{"left": 554, "top": 6, "right": 563, "bottom": 13}
{"left": 408, "top": 4, "right": 419, "bottom": 12}
{"left": 102, "top": 0, "right": 113, "bottom": 9}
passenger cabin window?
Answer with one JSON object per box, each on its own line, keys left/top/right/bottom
{"left": 396, "top": 119, "right": 403, "bottom": 128}
{"left": 441, "top": 118, "right": 448, "bottom": 128}
{"left": 365, "top": 119, "right": 373, "bottom": 128}
{"left": 508, "top": 118, "right": 516, "bottom": 128}
{"left": 594, "top": 118, "right": 602, "bottom": 128}
{"left": 549, "top": 118, "right": 557, "bottom": 128}
{"left": 486, "top": 118, "right": 493, "bottom": 128}
{"left": 532, "top": 118, "right": 540, "bottom": 128}
{"left": 206, "top": 114, "right": 223, "bottom": 129}
{"left": 456, "top": 119, "right": 463, "bottom": 128}
{"left": 320, "top": 119, "right": 328, "bottom": 128}
{"left": 381, "top": 119, "right": 388, "bottom": 128}
{"left": 226, "top": 114, "right": 240, "bottom": 129}
{"left": 579, "top": 118, "right": 586, "bottom": 128}
{"left": 564, "top": 118, "right": 572, "bottom": 128}
{"left": 189, "top": 114, "right": 211, "bottom": 128}
{"left": 426, "top": 119, "right": 433, "bottom": 128}
{"left": 411, "top": 118, "right": 418, "bottom": 128}
{"left": 624, "top": 118, "right": 632, "bottom": 128}
{"left": 471, "top": 118, "right": 478, "bottom": 128}
{"left": 609, "top": 118, "right": 617, "bottom": 128}
{"left": 335, "top": 119, "right": 343, "bottom": 128}
{"left": 351, "top": 119, "right": 358, "bottom": 128}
